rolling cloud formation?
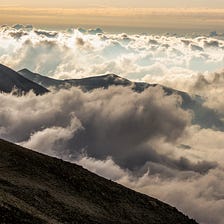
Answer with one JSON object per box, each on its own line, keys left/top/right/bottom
{"left": 0, "top": 25, "right": 224, "bottom": 224}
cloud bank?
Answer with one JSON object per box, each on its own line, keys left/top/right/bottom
{"left": 1, "top": 25, "right": 224, "bottom": 109}
{"left": 1, "top": 25, "right": 224, "bottom": 82}
{"left": 1, "top": 26, "right": 224, "bottom": 224}
{"left": 0, "top": 85, "right": 223, "bottom": 224}
{"left": 1, "top": 25, "right": 224, "bottom": 108}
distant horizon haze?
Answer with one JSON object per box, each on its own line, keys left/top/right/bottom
{"left": 1, "top": 7, "right": 224, "bottom": 33}
{"left": 2, "top": 0, "right": 224, "bottom": 8}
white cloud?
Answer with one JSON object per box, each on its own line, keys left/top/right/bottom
{"left": 20, "top": 115, "right": 82, "bottom": 156}
{"left": 1, "top": 25, "right": 224, "bottom": 224}
{"left": 1, "top": 25, "right": 224, "bottom": 81}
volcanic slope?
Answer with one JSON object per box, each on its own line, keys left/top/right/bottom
{"left": 0, "top": 139, "right": 198, "bottom": 224}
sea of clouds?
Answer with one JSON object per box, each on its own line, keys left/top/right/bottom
{"left": 1, "top": 25, "right": 224, "bottom": 224}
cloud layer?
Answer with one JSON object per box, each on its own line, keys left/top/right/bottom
{"left": 0, "top": 86, "right": 190, "bottom": 168}
{"left": 1, "top": 26, "right": 224, "bottom": 224}
{"left": 1, "top": 25, "right": 224, "bottom": 83}
{"left": 0, "top": 85, "right": 224, "bottom": 224}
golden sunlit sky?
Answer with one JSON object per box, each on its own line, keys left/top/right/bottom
{"left": 1, "top": 0, "right": 224, "bottom": 32}
{"left": 2, "top": 0, "right": 224, "bottom": 8}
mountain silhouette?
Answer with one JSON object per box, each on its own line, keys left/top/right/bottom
{"left": 0, "top": 64, "right": 48, "bottom": 95}
{"left": 18, "top": 68, "right": 224, "bottom": 130}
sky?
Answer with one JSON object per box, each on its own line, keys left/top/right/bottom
{"left": 1, "top": 0, "right": 224, "bottom": 32}
{"left": 2, "top": 0, "right": 224, "bottom": 8}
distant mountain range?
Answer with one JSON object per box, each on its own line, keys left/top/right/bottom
{"left": 0, "top": 63, "right": 223, "bottom": 130}
{"left": 18, "top": 68, "right": 152, "bottom": 92}
{"left": 0, "top": 64, "right": 48, "bottom": 95}
{"left": 18, "top": 68, "right": 224, "bottom": 131}
{"left": 0, "top": 139, "right": 198, "bottom": 224}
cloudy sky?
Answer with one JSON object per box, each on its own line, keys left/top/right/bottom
{"left": 3, "top": 0, "right": 224, "bottom": 8}
{"left": 1, "top": 1, "right": 224, "bottom": 32}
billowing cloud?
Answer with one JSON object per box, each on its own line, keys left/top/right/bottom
{"left": 0, "top": 84, "right": 223, "bottom": 224}
{"left": 74, "top": 124, "right": 224, "bottom": 224}
{"left": 145, "top": 69, "right": 224, "bottom": 120}
{"left": 0, "top": 86, "right": 191, "bottom": 170}
{"left": 1, "top": 26, "right": 224, "bottom": 224}
{"left": 75, "top": 155, "right": 224, "bottom": 224}
{"left": 1, "top": 25, "right": 224, "bottom": 81}
{"left": 21, "top": 115, "right": 82, "bottom": 156}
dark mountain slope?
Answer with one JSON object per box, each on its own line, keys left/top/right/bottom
{"left": 19, "top": 69, "right": 134, "bottom": 91}
{"left": 0, "top": 139, "right": 198, "bottom": 224}
{"left": 19, "top": 69, "right": 167, "bottom": 93}
{"left": 19, "top": 68, "right": 224, "bottom": 130}
{"left": 18, "top": 68, "right": 63, "bottom": 89}
{"left": 0, "top": 64, "right": 48, "bottom": 95}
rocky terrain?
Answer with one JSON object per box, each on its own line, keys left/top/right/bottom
{"left": 0, "top": 139, "right": 198, "bottom": 224}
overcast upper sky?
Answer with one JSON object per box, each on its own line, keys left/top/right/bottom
{"left": 1, "top": 0, "right": 224, "bottom": 34}
{"left": 2, "top": 0, "right": 224, "bottom": 8}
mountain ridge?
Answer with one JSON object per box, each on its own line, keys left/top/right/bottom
{"left": 18, "top": 68, "right": 224, "bottom": 130}
{"left": 0, "top": 64, "right": 48, "bottom": 95}
{"left": 0, "top": 63, "right": 223, "bottom": 130}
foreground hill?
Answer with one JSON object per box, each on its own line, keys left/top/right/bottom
{"left": 0, "top": 64, "right": 48, "bottom": 95}
{"left": 19, "top": 68, "right": 224, "bottom": 130}
{"left": 0, "top": 139, "right": 197, "bottom": 224}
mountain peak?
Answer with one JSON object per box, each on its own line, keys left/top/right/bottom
{"left": 104, "top": 73, "right": 121, "bottom": 78}
{"left": 18, "top": 68, "right": 32, "bottom": 73}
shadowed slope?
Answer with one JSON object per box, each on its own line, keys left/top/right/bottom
{"left": 19, "top": 69, "right": 133, "bottom": 91}
{"left": 0, "top": 139, "right": 198, "bottom": 224}
{"left": 0, "top": 64, "right": 48, "bottom": 95}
